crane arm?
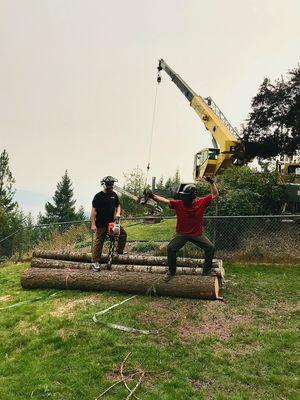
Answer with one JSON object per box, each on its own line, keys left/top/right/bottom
{"left": 158, "top": 59, "right": 196, "bottom": 102}
{"left": 157, "top": 59, "right": 245, "bottom": 178}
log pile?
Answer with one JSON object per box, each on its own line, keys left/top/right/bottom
{"left": 21, "top": 250, "right": 225, "bottom": 300}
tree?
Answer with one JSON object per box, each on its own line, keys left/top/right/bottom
{"left": 121, "top": 167, "right": 146, "bottom": 216}
{"left": 196, "top": 166, "right": 286, "bottom": 216}
{"left": 0, "top": 149, "right": 17, "bottom": 213}
{"left": 123, "top": 166, "right": 145, "bottom": 195}
{"left": 242, "top": 65, "right": 300, "bottom": 160}
{"left": 0, "top": 150, "right": 25, "bottom": 257}
{"left": 39, "top": 171, "right": 84, "bottom": 224}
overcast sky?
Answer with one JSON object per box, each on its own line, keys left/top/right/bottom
{"left": 1, "top": 0, "right": 299, "bottom": 216}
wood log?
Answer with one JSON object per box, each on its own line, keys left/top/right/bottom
{"left": 33, "top": 250, "right": 222, "bottom": 269}
{"left": 31, "top": 257, "right": 223, "bottom": 276}
{"left": 21, "top": 268, "right": 221, "bottom": 299}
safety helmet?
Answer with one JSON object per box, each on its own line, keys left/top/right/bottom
{"left": 178, "top": 184, "right": 197, "bottom": 197}
{"left": 101, "top": 176, "right": 118, "bottom": 186}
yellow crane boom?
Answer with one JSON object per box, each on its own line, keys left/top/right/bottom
{"left": 157, "top": 59, "right": 245, "bottom": 179}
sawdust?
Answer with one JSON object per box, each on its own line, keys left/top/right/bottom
{"left": 50, "top": 294, "right": 101, "bottom": 317}
{"left": 177, "top": 300, "right": 252, "bottom": 341}
{"left": 0, "top": 295, "right": 12, "bottom": 302}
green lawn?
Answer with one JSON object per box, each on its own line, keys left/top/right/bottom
{"left": 125, "top": 219, "right": 176, "bottom": 241}
{"left": 0, "top": 262, "right": 299, "bottom": 399}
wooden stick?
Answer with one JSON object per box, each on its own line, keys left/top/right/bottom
{"left": 126, "top": 372, "right": 145, "bottom": 400}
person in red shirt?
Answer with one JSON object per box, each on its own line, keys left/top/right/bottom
{"left": 149, "top": 177, "right": 219, "bottom": 281}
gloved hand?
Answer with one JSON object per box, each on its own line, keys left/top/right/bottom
{"left": 203, "top": 176, "right": 215, "bottom": 184}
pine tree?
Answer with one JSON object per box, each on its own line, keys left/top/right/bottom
{"left": 0, "top": 149, "right": 17, "bottom": 213}
{"left": 0, "top": 150, "right": 24, "bottom": 257}
{"left": 40, "top": 171, "right": 84, "bottom": 223}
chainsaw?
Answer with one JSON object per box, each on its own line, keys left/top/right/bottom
{"left": 106, "top": 219, "right": 121, "bottom": 270}
{"left": 114, "top": 185, "right": 163, "bottom": 214}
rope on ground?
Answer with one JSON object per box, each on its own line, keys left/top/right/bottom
{"left": 92, "top": 295, "right": 179, "bottom": 335}
{"left": 0, "top": 292, "right": 59, "bottom": 311}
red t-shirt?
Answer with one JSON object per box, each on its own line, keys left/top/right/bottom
{"left": 169, "top": 194, "right": 213, "bottom": 236}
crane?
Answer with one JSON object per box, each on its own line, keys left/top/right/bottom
{"left": 157, "top": 59, "right": 245, "bottom": 180}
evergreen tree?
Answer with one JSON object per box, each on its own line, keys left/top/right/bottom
{"left": 123, "top": 166, "right": 145, "bottom": 195}
{"left": 0, "top": 149, "right": 17, "bottom": 213}
{"left": 156, "top": 176, "right": 165, "bottom": 190}
{"left": 0, "top": 150, "right": 24, "bottom": 257}
{"left": 40, "top": 171, "right": 84, "bottom": 223}
{"left": 242, "top": 65, "right": 300, "bottom": 159}
{"left": 164, "top": 169, "right": 181, "bottom": 191}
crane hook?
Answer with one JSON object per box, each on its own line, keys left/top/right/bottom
{"left": 157, "top": 71, "right": 161, "bottom": 84}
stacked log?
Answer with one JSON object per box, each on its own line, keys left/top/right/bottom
{"left": 21, "top": 250, "right": 224, "bottom": 300}
{"left": 21, "top": 268, "right": 220, "bottom": 299}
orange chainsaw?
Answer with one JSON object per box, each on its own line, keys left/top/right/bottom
{"left": 106, "top": 218, "right": 121, "bottom": 270}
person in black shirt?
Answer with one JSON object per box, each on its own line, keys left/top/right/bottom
{"left": 91, "top": 176, "right": 127, "bottom": 269}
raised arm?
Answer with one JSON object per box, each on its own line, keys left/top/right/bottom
{"left": 203, "top": 176, "right": 219, "bottom": 199}
{"left": 152, "top": 193, "right": 170, "bottom": 205}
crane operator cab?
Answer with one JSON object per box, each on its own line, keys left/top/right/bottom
{"left": 194, "top": 148, "right": 220, "bottom": 180}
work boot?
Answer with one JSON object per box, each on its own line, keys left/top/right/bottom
{"left": 163, "top": 271, "right": 175, "bottom": 282}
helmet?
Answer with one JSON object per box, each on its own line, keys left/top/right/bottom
{"left": 178, "top": 184, "right": 197, "bottom": 197}
{"left": 101, "top": 176, "right": 118, "bottom": 186}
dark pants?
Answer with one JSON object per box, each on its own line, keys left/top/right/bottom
{"left": 92, "top": 225, "right": 127, "bottom": 262}
{"left": 167, "top": 234, "right": 215, "bottom": 275}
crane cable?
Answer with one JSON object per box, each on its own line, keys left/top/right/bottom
{"left": 144, "top": 79, "right": 160, "bottom": 187}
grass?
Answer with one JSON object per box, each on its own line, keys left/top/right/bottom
{"left": 0, "top": 261, "right": 299, "bottom": 399}
{"left": 124, "top": 219, "right": 176, "bottom": 241}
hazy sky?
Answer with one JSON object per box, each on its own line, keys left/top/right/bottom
{"left": 1, "top": 0, "right": 299, "bottom": 216}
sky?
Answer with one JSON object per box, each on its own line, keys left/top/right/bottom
{"left": 1, "top": 0, "right": 300, "bottom": 218}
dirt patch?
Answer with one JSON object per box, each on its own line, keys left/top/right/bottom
{"left": 50, "top": 294, "right": 102, "bottom": 317}
{"left": 0, "top": 295, "right": 12, "bottom": 302}
{"left": 105, "top": 369, "right": 138, "bottom": 382}
{"left": 15, "top": 320, "right": 39, "bottom": 335}
{"left": 190, "top": 378, "right": 215, "bottom": 390}
{"left": 213, "top": 341, "right": 262, "bottom": 357}
{"left": 177, "top": 300, "right": 252, "bottom": 341}
{"left": 258, "top": 301, "right": 300, "bottom": 315}
{"left": 137, "top": 299, "right": 180, "bottom": 330}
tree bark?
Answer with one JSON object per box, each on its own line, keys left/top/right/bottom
{"left": 33, "top": 250, "right": 222, "bottom": 269}
{"left": 31, "top": 257, "right": 223, "bottom": 276}
{"left": 21, "top": 268, "right": 220, "bottom": 299}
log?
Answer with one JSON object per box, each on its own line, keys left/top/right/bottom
{"left": 31, "top": 257, "right": 223, "bottom": 276}
{"left": 33, "top": 250, "right": 222, "bottom": 269}
{"left": 21, "top": 268, "right": 221, "bottom": 299}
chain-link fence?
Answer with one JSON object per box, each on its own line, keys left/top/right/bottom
{"left": 0, "top": 215, "right": 299, "bottom": 264}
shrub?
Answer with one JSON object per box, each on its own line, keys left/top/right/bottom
{"left": 131, "top": 241, "right": 160, "bottom": 253}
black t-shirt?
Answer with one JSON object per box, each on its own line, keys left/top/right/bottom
{"left": 92, "top": 191, "right": 120, "bottom": 227}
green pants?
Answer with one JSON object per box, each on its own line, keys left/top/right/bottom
{"left": 167, "top": 234, "right": 215, "bottom": 274}
{"left": 92, "top": 225, "right": 127, "bottom": 262}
